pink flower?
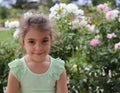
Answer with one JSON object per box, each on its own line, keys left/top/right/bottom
{"left": 114, "top": 42, "right": 120, "bottom": 49}
{"left": 97, "top": 3, "right": 109, "bottom": 13}
{"left": 105, "top": 10, "right": 119, "bottom": 20}
{"left": 90, "top": 38, "right": 99, "bottom": 47}
{"left": 107, "top": 33, "right": 117, "bottom": 39}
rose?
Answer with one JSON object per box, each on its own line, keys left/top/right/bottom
{"left": 114, "top": 42, "right": 120, "bottom": 49}
{"left": 90, "top": 38, "right": 99, "bottom": 47}
{"left": 97, "top": 3, "right": 109, "bottom": 13}
{"left": 106, "top": 33, "right": 117, "bottom": 39}
{"left": 4, "top": 20, "right": 19, "bottom": 28}
{"left": 105, "top": 10, "right": 119, "bottom": 20}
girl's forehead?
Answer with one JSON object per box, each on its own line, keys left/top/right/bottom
{"left": 24, "top": 29, "right": 51, "bottom": 39}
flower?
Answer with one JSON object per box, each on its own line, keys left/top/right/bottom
{"left": 49, "top": 3, "right": 88, "bottom": 30}
{"left": 114, "top": 42, "right": 120, "bottom": 49}
{"left": 23, "top": 12, "right": 33, "bottom": 19}
{"left": 66, "top": 3, "right": 78, "bottom": 14}
{"left": 4, "top": 20, "right": 19, "bottom": 28}
{"left": 118, "top": 17, "right": 120, "bottom": 22}
{"left": 4, "top": 20, "right": 9, "bottom": 28}
{"left": 72, "top": 19, "right": 80, "bottom": 28}
{"left": 49, "top": 3, "right": 84, "bottom": 20}
{"left": 105, "top": 10, "right": 119, "bottom": 20}
{"left": 97, "top": 3, "right": 109, "bottom": 13}
{"left": 86, "top": 24, "right": 95, "bottom": 32}
{"left": 106, "top": 33, "right": 117, "bottom": 39}
{"left": 49, "top": 3, "right": 67, "bottom": 19}
{"left": 90, "top": 38, "right": 99, "bottom": 47}
{"left": 72, "top": 64, "right": 77, "bottom": 72}
{"left": 13, "top": 28, "right": 20, "bottom": 38}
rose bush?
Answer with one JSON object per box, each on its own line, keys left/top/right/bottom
{"left": 49, "top": 3, "right": 93, "bottom": 60}
{"left": 86, "top": 3, "right": 120, "bottom": 93}
{"left": 49, "top": 3, "right": 120, "bottom": 93}
{"left": 49, "top": 3, "right": 96, "bottom": 92}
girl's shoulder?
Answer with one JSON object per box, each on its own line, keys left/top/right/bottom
{"left": 50, "top": 57, "right": 65, "bottom": 80}
{"left": 8, "top": 57, "right": 24, "bottom": 68}
{"left": 51, "top": 57, "right": 65, "bottom": 67}
{"left": 8, "top": 57, "right": 25, "bottom": 81}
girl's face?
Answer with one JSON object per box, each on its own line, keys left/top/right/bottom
{"left": 23, "top": 28, "right": 52, "bottom": 62}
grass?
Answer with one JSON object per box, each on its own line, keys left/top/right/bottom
{"left": 0, "top": 29, "right": 14, "bottom": 42}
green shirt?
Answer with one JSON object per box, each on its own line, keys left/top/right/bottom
{"left": 8, "top": 56, "right": 65, "bottom": 93}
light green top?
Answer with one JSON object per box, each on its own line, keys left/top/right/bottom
{"left": 8, "top": 56, "right": 65, "bottom": 93}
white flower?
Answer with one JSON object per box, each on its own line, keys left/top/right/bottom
{"left": 86, "top": 24, "right": 95, "bottom": 32}
{"left": 49, "top": 3, "right": 67, "bottom": 19}
{"left": 4, "top": 20, "right": 9, "bottom": 28}
{"left": 50, "top": 3, "right": 67, "bottom": 13}
{"left": 96, "top": 30, "right": 100, "bottom": 33}
{"left": 13, "top": 28, "right": 20, "bottom": 38}
{"left": 24, "top": 12, "right": 33, "bottom": 19}
{"left": 74, "top": 9, "right": 84, "bottom": 16}
{"left": 118, "top": 17, "right": 120, "bottom": 22}
{"left": 102, "top": 69, "right": 106, "bottom": 76}
{"left": 72, "top": 19, "right": 80, "bottom": 28}
{"left": 108, "top": 70, "right": 112, "bottom": 78}
{"left": 79, "top": 19, "right": 88, "bottom": 26}
{"left": 10, "top": 21, "right": 19, "bottom": 28}
{"left": 100, "top": 89, "right": 104, "bottom": 93}
{"left": 85, "top": 65, "right": 92, "bottom": 71}
{"left": 107, "top": 79, "right": 111, "bottom": 83}
{"left": 5, "top": 20, "right": 20, "bottom": 28}
{"left": 49, "top": 3, "right": 84, "bottom": 20}
{"left": 66, "top": 3, "right": 78, "bottom": 13}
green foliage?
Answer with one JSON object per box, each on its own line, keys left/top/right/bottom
{"left": 92, "top": 0, "right": 114, "bottom": 6}
{"left": 59, "top": 0, "right": 69, "bottom": 3}
{"left": 66, "top": 50, "right": 90, "bottom": 93}
{"left": 0, "top": 41, "right": 23, "bottom": 92}
{"left": 38, "top": 5, "right": 49, "bottom": 14}
{"left": 0, "top": 19, "right": 5, "bottom": 27}
{"left": 0, "top": 6, "right": 10, "bottom": 19}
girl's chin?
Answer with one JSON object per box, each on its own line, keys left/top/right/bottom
{"left": 33, "top": 54, "right": 47, "bottom": 59}
{"left": 33, "top": 54, "right": 44, "bottom": 58}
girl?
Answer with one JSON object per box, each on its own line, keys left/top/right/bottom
{"left": 7, "top": 14, "right": 68, "bottom": 93}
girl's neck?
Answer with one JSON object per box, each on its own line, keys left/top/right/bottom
{"left": 25, "top": 55, "right": 50, "bottom": 64}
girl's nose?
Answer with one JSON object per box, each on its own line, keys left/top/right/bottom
{"left": 35, "top": 43, "right": 43, "bottom": 50}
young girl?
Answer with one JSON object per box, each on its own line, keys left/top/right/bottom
{"left": 7, "top": 14, "right": 68, "bottom": 93}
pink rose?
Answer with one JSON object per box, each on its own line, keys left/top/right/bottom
{"left": 105, "top": 10, "right": 119, "bottom": 20}
{"left": 90, "top": 38, "right": 99, "bottom": 47}
{"left": 114, "top": 42, "right": 120, "bottom": 49}
{"left": 107, "top": 33, "right": 117, "bottom": 39}
{"left": 97, "top": 3, "right": 109, "bottom": 13}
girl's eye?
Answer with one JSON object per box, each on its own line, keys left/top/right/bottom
{"left": 42, "top": 39, "right": 49, "bottom": 43}
{"left": 28, "top": 40, "right": 35, "bottom": 44}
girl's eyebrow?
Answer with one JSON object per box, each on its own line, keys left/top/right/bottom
{"left": 27, "top": 38, "right": 35, "bottom": 40}
{"left": 27, "top": 37, "right": 49, "bottom": 41}
{"left": 43, "top": 37, "right": 49, "bottom": 39}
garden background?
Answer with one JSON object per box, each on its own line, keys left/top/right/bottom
{"left": 0, "top": 0, "right": 120, "bottom": 93}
